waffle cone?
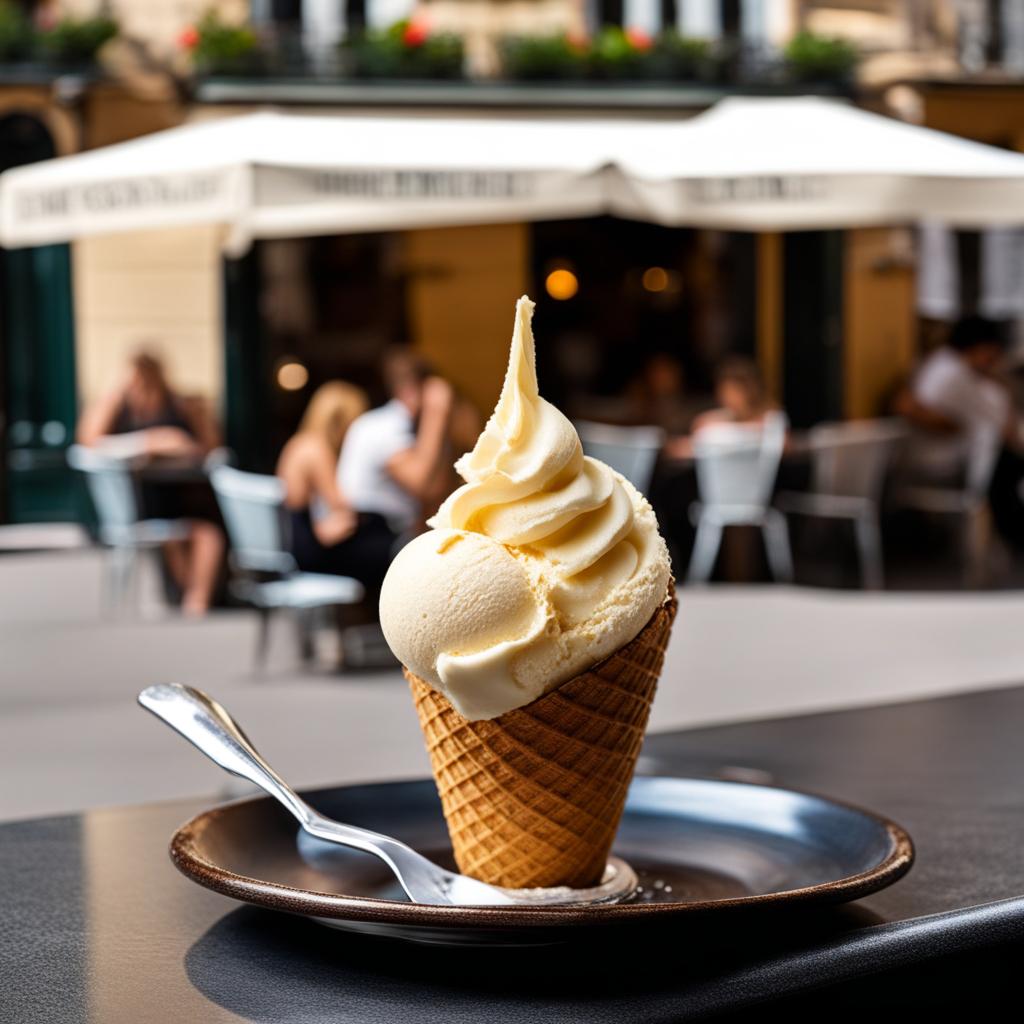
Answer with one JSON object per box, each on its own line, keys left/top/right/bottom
{"left": 407, "top": 588, "right": 677, "bottom": 889}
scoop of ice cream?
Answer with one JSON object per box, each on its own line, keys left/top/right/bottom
{"left": 379, "top": 295, "right": 671, "bottom": 720}
{"left": 379, "top": 528, "right": 550, "bottom": 720}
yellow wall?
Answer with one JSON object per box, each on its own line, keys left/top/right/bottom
{"left": 756, "top": 232, "right": 783, "bottom": 403}
{"left": 922, "top": 87, "right": 1024, "bottom": 150}
{"left": 73, "top": 226, "right": 224, "bottom": 407}
{"left": 758, "top": 227, "right": 915, "bottom": 420}
{"left": 82, "top": 83, "right": 184, "bottom": 148}
{"left": 403, "top": 223, "right": 529, "bottom": 416}
{"left": 843, "top": 228, "right": 916, "bottom": 419}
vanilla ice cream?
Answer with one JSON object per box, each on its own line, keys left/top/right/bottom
{"left": 379, "top": 295, "right": 672, "bottom": 721}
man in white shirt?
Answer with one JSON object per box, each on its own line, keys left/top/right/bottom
{"left": 337, "top": 348, "right": 454, "bottom": 585}
{"left": 899, "top": 316, "right": 1024, "bottom": 546}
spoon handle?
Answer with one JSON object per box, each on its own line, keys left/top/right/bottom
{"left": 138, "top": 683, "right": 316, "bottom": 828}
{"left": 139, "top": 683, "right": 514, "bottom": 907}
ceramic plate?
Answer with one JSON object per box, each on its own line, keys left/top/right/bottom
{"left": 171, "top": 776, "right": 913, "bottom": 945}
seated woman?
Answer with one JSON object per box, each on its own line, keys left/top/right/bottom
{"left": 76, "top": 349, "right": 225, "bottom": 616}
{"left": 664, "top": 356, "right": 786, "bottom": 458}
{"left": 275, "top": 381, "right": 394, "bottom": 587}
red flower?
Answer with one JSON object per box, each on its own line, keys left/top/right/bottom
{"left": 179, "top": 25, "right": 200, "bottom": 50}
{"left": 626, "top": 28, "right": 653, "bottom": 51}
{"left": 34, "top": 7, "right": 58, "bottom": 32}
{"left": 402, "top": 20, "right": 429, "bottom": 48}
{"left": 567, "top": 31, "right": 589, "bottom": 54}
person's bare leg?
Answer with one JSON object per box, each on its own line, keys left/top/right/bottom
{"left": 162, "top": 539, "right": 191, "bottom": 591}
{"left": 181, "top": 521, "right": 225, "bottom": 616}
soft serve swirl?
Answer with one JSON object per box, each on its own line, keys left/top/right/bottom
{"left": 379, "top": 295, "right": 671, "bottom": 720}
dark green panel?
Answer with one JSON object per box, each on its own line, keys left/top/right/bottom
{"left": 2, "top": 243, "right": 83, "bottom": 523}
{"left": 0, "top": 110, "right": 81, "bottom": 524}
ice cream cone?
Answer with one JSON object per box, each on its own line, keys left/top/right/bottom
{"left": 407, "top": 587, "right": 677, "bottom": 890}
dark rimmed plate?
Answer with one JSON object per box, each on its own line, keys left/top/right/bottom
{"left": 171, "top": 776, "right": 913, "bottom": 945}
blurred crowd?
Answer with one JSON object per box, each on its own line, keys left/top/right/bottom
{"left": 72, "top": 313, "right": 1024, "bottom": 619}
{"left": 74, "top": 345, "right": 479, "bottom": 617}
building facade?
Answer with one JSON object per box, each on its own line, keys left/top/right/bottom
{"left": 2, "top": 0, "right": 1023, "bottom": 519}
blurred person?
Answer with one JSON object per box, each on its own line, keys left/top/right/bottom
{"left": 276, "top": 381, "right": 373, "bottom": 579}
{"left": 447, "top": 388, "right": 484, "bottom": 473}
{"left": 76, "top": 349, "right": 225, "bottom": 615}
{"left": 663, "top": 355, "right": 785, "bottom": 459}
{"left": 628, "top": 351, "right": 707, "bottom": 433}
{"left": 78, "top": 350, "right": 220, "bottom": 459}
{"left": 337, "top": 347, "right": 455, "bottom": 589}
{"left": 894, "top": 316, "right": 1024, "bottom": 546}
{"left": 895, "top": 316, "right": 1014, "bottom": 454}
{"left": 690, "top": 355, "right": 782, "bottom": 433}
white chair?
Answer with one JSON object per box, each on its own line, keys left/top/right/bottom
{"left": 776, "top": 419, "right": 906, "bottom": 590}
{"left": 66, "top": 444, "right": 191, "bottom": 614}
{"left": 574, "top": 420, "right": 666, "bottom": 496}
{"left": 894, "top": 420, "right": 1002, "bottom": 586}
{"left": 686, "top": 411, "right": 792, "bottom": 584}
{"left": 208, "top": 465, "right": 364, "bottom": 665}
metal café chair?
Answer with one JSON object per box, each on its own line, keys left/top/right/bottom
{"left": 686, "top": 411, "right": 792, "bottom": 584}
{"left": 66, "top": 444, "right": 191, "bottom": 614}
{"left": 893, "top": 420, "right": 1002, "bottom": 587}
{"left": 776, "top": 419, "right": 907, "bottom": 590}
{"left": 574, "top": 420, "right": 666, "bottom": 496}
{"left": 208, "top": 465, "right": 364, "bottom": 666}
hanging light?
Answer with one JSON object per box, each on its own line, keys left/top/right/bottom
{"left": 642, "top": 266, "right": 669, "bottom": 293}
{"left": 545, "top": 267, "right": 579, "bottom": 301}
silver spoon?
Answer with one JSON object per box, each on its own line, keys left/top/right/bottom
{"left": 138, "top": 683, "right": 516, "bottom": 907}
{"left": 139, "top": 683, "right": 639, "bottom": 909}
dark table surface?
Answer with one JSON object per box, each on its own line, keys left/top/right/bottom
{"left": 5, "top": 684, "right": 1024, "bottom": 1023}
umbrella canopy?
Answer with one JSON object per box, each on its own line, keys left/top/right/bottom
{"left": 0, "top": 111, "right": 627, "bottom": 254}
{"left": 617, "top": 96, "right": 1024, "bottom": 230}
{"left": 3, "top": 97, "right": 1024, "bottom": 252}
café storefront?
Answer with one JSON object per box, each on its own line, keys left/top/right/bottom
{"left": 4, "top": 98, "right": 1024, "bottom": 515}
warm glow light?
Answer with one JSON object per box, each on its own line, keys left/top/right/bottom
{"left": 642, "top": 266, "right": 669, "bottom": 293}
{"left": 545, "top": 268, "right": 579, "bottom": 300}
{"left": 276, "top": 361, "right": 309, "bottom": 391}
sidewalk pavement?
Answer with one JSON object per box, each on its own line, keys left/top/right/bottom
{"left": 3, "top": 549, "right": 1024, "bottom": 822}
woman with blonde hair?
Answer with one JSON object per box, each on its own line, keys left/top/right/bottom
{"left": 276, "top": 381, "right": 376, "bottom": 580}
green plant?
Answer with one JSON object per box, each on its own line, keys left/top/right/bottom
{"left": 0, "top": 1, "right": 32, "bottom": 62}
{"left": 649, "top": 32, "right": 716, "bottom": 81}
{"left": 500, "top": 28, "right": 718, "bottom": 83}
{"left": 344, "top": 20, "right": 464, "bottom": 79}
{"left": 499, "top": 33, "right": 587, "bottom": 81}
{"left": 588, "top": 26, "right": 651, "bottom": 79}
{"left": 783, "top": 30, "right": 858, "bottom": 82}
{"left": 38, "top": 13, "right": 118, "bottom": 65}
{"left": 182, "top": 10, "right": 262, "bottom": 75}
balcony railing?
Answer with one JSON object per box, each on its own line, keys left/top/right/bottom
{"left": 186, "top": 20, "right": 859, "bottom": 96}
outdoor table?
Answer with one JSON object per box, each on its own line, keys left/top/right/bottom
{"left": 5, "top": 684, "right": 1023, "bottom": 1021}
{"left": 136, "top": 456, "right": 211, "bottom": 484}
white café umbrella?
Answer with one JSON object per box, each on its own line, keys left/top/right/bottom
{"left": 0, "top": 111, "right": 627, "bottom": 255}
{"left": 4, "top": 98, "right": 1024, "bottom": 252}
{"left": 613, "top": 96, "right": 1024, "bottom": 230}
